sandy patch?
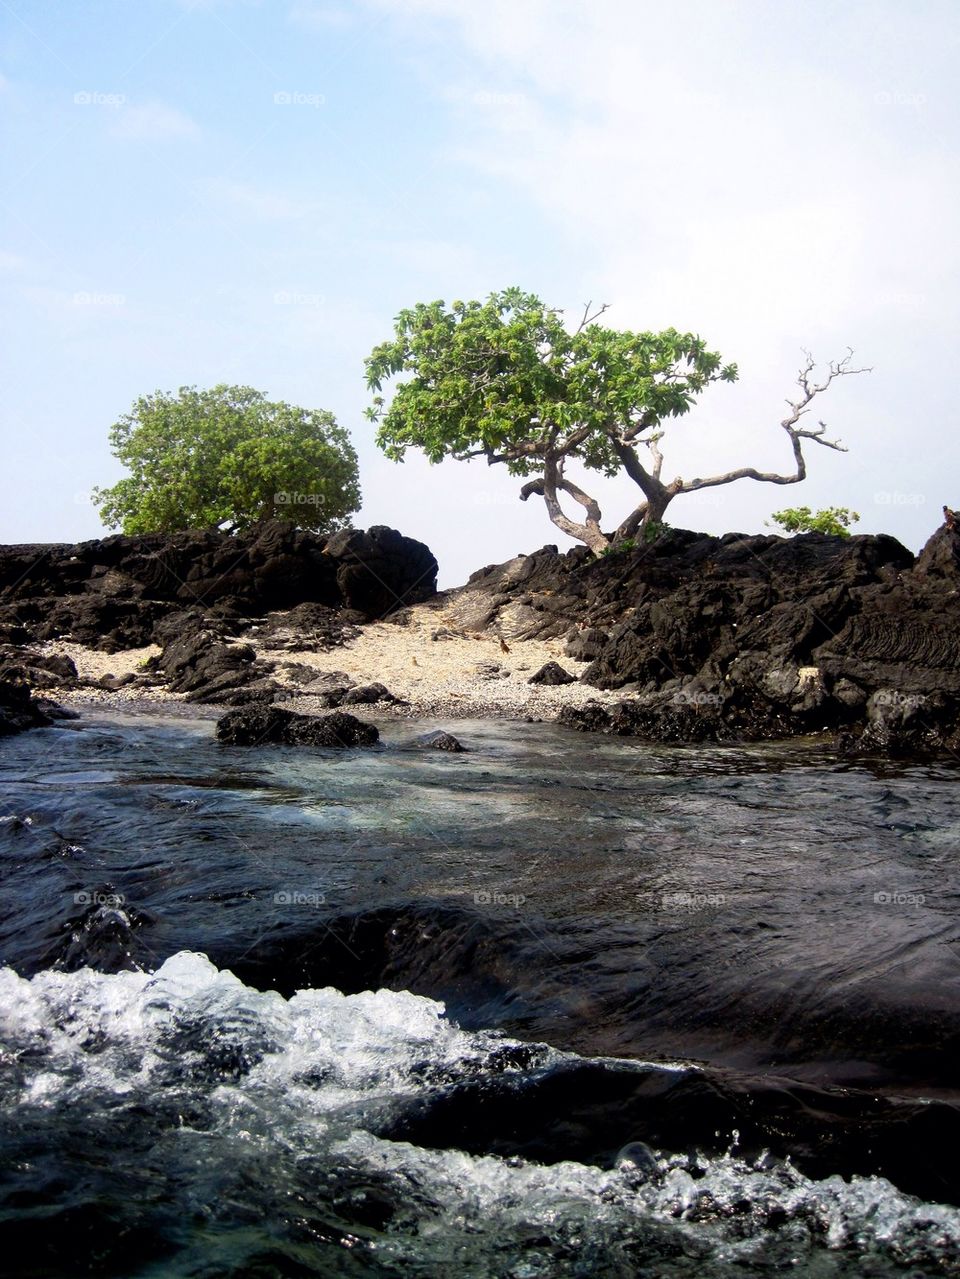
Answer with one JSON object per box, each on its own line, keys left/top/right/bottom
{"left": 254, "top": 604, "right": 617, "bottom": 720}
{"left": 36, "top": 603, "right": 619, "bottom": 721}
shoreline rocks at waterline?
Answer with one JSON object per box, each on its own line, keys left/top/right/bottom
{"left": 215, "top": 704, "right": 379, "bottom": 748}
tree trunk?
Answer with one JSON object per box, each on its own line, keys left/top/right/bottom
{"left": 614, "top": 490, "right": 672, "bottom": 542}
{"left": 522, "top": 456, "right": 611, "bottom": 554}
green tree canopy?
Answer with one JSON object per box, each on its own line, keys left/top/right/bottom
{"left": 93, "top": 384, "right": 360, "bottom": 535}
{"left": 769, "top": 505, "right": 860, "bottom": 537}
{"left": 366, "top": 288, "right": 865, "bottom": 553}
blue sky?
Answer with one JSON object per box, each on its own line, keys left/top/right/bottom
{"left": 2, "top": 0, "right": 957, "bottom": 585}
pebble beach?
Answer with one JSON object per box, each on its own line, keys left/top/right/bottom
{"left": 41, "top": 599, "right": 622, "bottom": 721}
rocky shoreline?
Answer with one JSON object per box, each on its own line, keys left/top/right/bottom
{"left": 2, "top": 518, "right": 959, "bottom": 755}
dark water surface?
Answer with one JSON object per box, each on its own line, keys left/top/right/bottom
{"left": 1, "top": 707, "right": 959, "bottom": 1276}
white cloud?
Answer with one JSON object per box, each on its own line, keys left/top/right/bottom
{"left": 111, "top": 101, "right": 200, "bottom": 141}
{"left": 351, "top": 0, "right": 959, "bottom": 561}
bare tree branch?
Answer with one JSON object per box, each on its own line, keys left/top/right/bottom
{"left": 620, "top": 350, "right": 869, "bottom": 504}
{"left": 574, "top": 300, "right": 610, "bottom": 334}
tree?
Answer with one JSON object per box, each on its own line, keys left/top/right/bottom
{"left": 768, "top": 505, "right": 860, "bottom": 537}
{"left": 93, "top": 384, "right": 360, "bottom": 535}
{"left": 365, "top": 288, "right": 867, "bottom": 554}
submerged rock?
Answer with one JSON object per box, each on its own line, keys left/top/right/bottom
{"left": 416, "top": 730, "right": 468, "bottom": 752}
{"left": 215, "top": 704, "right": 379, "bottom": 748}
{"left": 0, "top": 677, "right": 54, "bottom": 736}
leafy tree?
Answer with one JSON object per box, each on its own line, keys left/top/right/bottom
{"left": 768, "top": 505, "right": 860, "bottom": 537}
{"left": 93, "top": 384, "right": 360, "bottom": 535}
{"left": 365, "top": 288, "right": 866, "bottom": 553}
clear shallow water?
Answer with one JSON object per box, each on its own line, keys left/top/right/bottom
{"left": 1, "top": 708, "right": 960, "bottom": 1276}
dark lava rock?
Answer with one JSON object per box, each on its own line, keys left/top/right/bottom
{"left": 447, "top": 520, "right": 960, "bottom": 752}
{"left": 97, "top": 673, "right": 137, "bottom": 691}
{"left": 279, "top": 662, "right": 327, "bottom": 686}
{"left": 251, "top": 603, "right": 363, "bottom": 653}
{"left": 215, "top": 705, "right": 379, "bottom": 748}
{"left": 325, "top": 526, "right": 438, "bottom": 618}
{"left": 35, "top": 699, "right": 80, "bottom": 721}
{"left": 153, "top": 612, "right": 282, "bottom": 705}
{"left": 563, "top": 626, "right": 609, "bottom": 662}
{"left": 416, "top": 730, "right": 468, "bottom": 752}
{"left": 314, "top": 682, "right": 404, "bottom": 710}
{"left": 528, "top": 661, "right": 576, "bottom": 686}
{"left": 0, "top": 677, "right": 54, "bottom": 736}
{"left": 0, "top": 521, "right": 438, "bottom": 652}
{"left": 557, "top": 689, "right": 803, "bottom": 745}
{"left": 836, "top": 688, "right": 960, "bottom": 757}
{"left": 340, "top": 682, "right": 403, "bottom": 706}
{"left": 0, "top": 648, "right": 78, "bottom": 691}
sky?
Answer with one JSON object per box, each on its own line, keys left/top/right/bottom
{"left": 1, "top": 0, "right": 957, "bottom": 587}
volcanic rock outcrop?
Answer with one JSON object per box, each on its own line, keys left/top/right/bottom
{"left": 0, "top": 521, "right": 438, "bottom": 652}
{"left": 444, "top": 521, "right": 960, "bottom": 753}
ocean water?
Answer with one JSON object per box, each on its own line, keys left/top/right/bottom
{"left": 1, "top": 708, "right": 959, "bottom": 1276}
